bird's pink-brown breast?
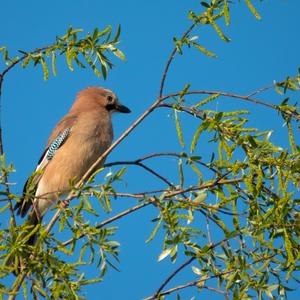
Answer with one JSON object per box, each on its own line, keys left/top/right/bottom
{"left": 35, "top": 110, "right": 113, "bottom": 211}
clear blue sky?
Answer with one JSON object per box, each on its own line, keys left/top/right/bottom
{"left": 0, "top": 1, "right": 299, "bottom": 299}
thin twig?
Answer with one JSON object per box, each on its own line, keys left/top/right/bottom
{"left": 105, "top": 160, "right": 174, "bottom": 187}
{"left": 152, "top": 257, "right": 196, "bottom": 298}
{"left": 61, "top": 176, "right": 242, "bottom": 247}
{"left": 247, "top": 84, "right": 275, "bottom": 97}
{"left": 159, "top": 23, "right": 196, "bottom": 97}
{"left": 61, "top": 200, "right": 153, "bottom": 248}
{"left": 149, "top": 234, "right": 237, "bottom": 300}
{"left": 145, "top": 253, "right": 275, "bottom": 300}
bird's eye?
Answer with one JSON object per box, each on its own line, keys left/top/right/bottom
{"left": 107, "top": 95, "right": 113, "bottom": 102}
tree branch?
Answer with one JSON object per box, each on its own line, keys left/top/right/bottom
{"left": 159, "top": 23, "right": 195, "bottom": 98}
{"left": 145, "top": 253, "right": 276, "bottom": 300}
{"left": 159, "top": 90, "right": 300, "bottom": 121}
{"left": 60, "top": 200, "right": 153, "bottom": 248}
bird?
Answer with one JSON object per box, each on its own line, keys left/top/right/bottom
{"left": 14, "top": 86, "right": 131, "bottom": 244}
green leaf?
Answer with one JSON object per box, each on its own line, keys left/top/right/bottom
{"left": 21, "top": 55, "right": 31, "bottom": 68}
{"left": 40, "top": 57, "right": 49, "bottom": 80}
{"left": 245, "top": 0, "right": 262, "bottom": 20}
{"left": 192, "top": 42, "right": 217, "bottom": 58}
{"left": 190, "top": 123, "right": 205, "bottom": 153}
{"left": 224, "top": 0, "right": 230, "bottom": 26}
{"left": 178, "top": 83, "right": 190, "bottom": 103}
{"left": 113, "top": 24, "right": 121, "bottom": 43}
{"left": 207, "top": 10, "right": 230, "bottom": 42}
{"left": 0, "top": 203, "right": 10, "bottom": 214}
{"left": 193, "top": 93, "right": 221, "bottom": 109}
{"left": 175, "top": 110, "right": 185, "bottom": 147}
{"left": 284, "top": 228, "right": 295, "bottom": 265}
{"left": 178, "top": 158, "right": 184, "bottom": 187}
{"left": 110, "top": 47, "right": 126, "bottom": 61}
{"left": 33, "top": 285, "right": 49, "bottom": 299}
{"left": 193, "top": 192, "right": 207, "bottom": 204}
{"left": 265, "top": 284, "right": 278, "bottom": 299}
{"left": 189, "top": 161, "right": 202, "bottom": 177}
{"left": 146, "top": 218, "right": 162, "bottom": 243}
{"left": 98, "top": 25, "right": 112, "bottom": 38}
{"left": 84, "top": 53, "right": 101, "bottom": 77}
{"left": 51, "top": 51, "right": 57, "bottom": 76}
{"left": 287, "top": 121, "right": 296, "bottom": 153}
{"left": 66, "top": 49, "right": 74, "bottom": 71}
{"left": 158, "top": 248, "right": 172, "bottom": 262}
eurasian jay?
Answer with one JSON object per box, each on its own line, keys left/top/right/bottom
{"left": 14, "top": 87, "right": 130, "bottom": 242}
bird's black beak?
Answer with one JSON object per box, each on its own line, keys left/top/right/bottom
{"left": 116, "top": 104, "right": 131, "bottom": 113}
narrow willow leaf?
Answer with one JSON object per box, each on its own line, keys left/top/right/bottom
{"left": 192, "top": 42, "right": 217, "bottom": 58}
{"left": 178, "top": 158, "right": 184, "bottom": 187}
{"left": 22, "top": 55, "right": 31, "bottom": 68}
{"left": 98, "top": 25, "right": 112, "bottom": 38}
{"left": 66, "top": 49, "right": 74, "bottom": 71}
{"left": 74, "top": 56, "right": 86, "bottom": 68}
{"left": 189, "top": 161, "right": 202, "bottom": 177}
{"left": 222, "top": 110, "right": 249, "bottom": 117}
{"left": 276, "top": 167, "right": 283, "bottom": 194}
{"left": 175, "top": 110, "right": 185, "bottom": 147}
{"left": 79, "top": 243, "right": 88, "bottom": 262}
{"left": 79, "top": 278, "right": 102, "bottom": 286}
{"left": 178, "top": 83, "right": 190, "bottom": 102}
{"left": 40, "top": 57, "right": 49, "bottom": 80}
{"left": 0, "top": 47, "right": 5, "bottom": 52}
{"left": 146, "top": 218, "right": 162, "bottom": 243}
{"left": 287, "top": 122, "right": 296, "bottom": 153}
{"left": 193, "top": 93, "right": 221, "bottom": 109}
{"left": 192, "top": 266, "right": 202, "bottom": 275}
{"left": 113, "top": 24, "right": 121, "bottom": 43}
{"left": 284, "top": 229, "right": 295, "bottom": 266}
{"left": 232, "top": 200, "right": 239, "bottom": 230}
{"left": 103, "top": 192, "right": 112, "bottom": 212}
{"left": 224, "top": 0, "right": 230, "bottom": 26}
{"left": 4, "top": 49, "right": 9, "bottom": 61}
{"left": 0, "top": 202, "right": 10, "bottom": 214}
{"left": 207, "top": 11, "right": 230, "bottom": 42}
{"left": 69, "top": 28, "right": 83, "bottom": 36}
{"left": 275, "top": 83, "right": 283, "bottom": 95}
{"left": 245, "top": 0, "right": 262, "bottom": 20}
{"left": 215, "top": 217, "right": 229, "bottom": 234}
{"left": 21, "top": 224, "right": 40, "bottom": 243}
{"left": 84, "top": 53, "right": 101, "bottom": 77}
{"left": 265, "top": 285, "right": 279, "bottom": 299}
{"left": 218, "top": 140, "right": 224, "bottom": 161}
{"left": 190, "top": 123, "right": 204, "bottom": 153}
{"left": 97, "top": 52, "right": 107, "bottom": 78}
{"left": 22, "top": 280, "right": 28, "bottom": 300}
{"left": 193, "top": 192, "right": 207, "bottom": 204}
{"left": 112, "top": 48, "right": 126, "bottom": 61}
{"left": 33, "top": 285, "right": 49, "bottom": 299}
{"left": 101, "top": 63, "right": 107, "bottom": 80}
{"left": 51, "top": 51, "right": 57, "bottom": 76}
{"left": 158, "top": 248, "right": 172, "bottom": 262}
{"left": 255, "top": 165, "right": 263, "bottom": 192}
{"left": 239, "top": 128, "right": 258, "bottom": 133}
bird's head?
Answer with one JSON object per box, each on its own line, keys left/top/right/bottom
{"left": 72, "top": 87, "right": 131, "bottom": 114}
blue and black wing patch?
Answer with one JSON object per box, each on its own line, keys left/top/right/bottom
{"left": 14, "top": 127, "right": 72, "bottom": 218}
{"left": 46, "top": 128, "right": 71, "bottom": 161}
